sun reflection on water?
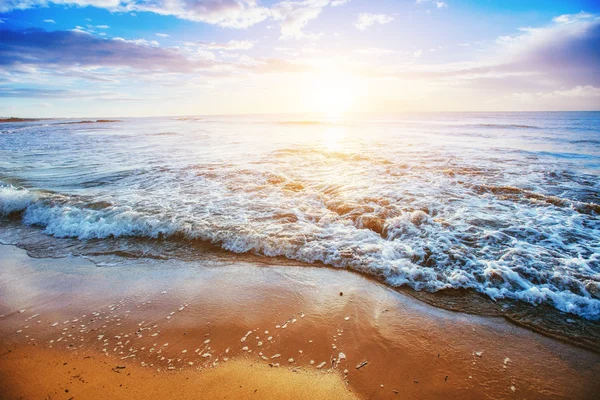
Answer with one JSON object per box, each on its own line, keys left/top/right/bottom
{"left": 322, "top": 126, "right": 346, "bottom": 152}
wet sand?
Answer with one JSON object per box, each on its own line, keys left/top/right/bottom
{"left": 0, "top": 244, "right": 599, "bottom": 399}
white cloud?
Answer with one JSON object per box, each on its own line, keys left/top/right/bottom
{"left": 43, "top": 19, "right": 56, "bottom": 23}
{"left": 271, "top": 0, "right": 329, "bottom": 40}
{"left": 0, "top": 0, "right": 350, "bottom": 38}
{"left": 512, "top": 85, "right": 600, "bottom": 101}
{"left": 552, "top": 11, "right": 594, "bottom": 24}
{"left": 416, "top": 0, "right": 448, "bottom": 8}
{"left": 96, "top": 24, "right": 109, "bottom": 29}
{"left": 114, "top": 37, "right": 160, "bottom": 47}
{"left": 413, "top": 49, "right": 423, "bottom": 58}
{"left": 354, "top": 13, "right": 394, "bottom": 30}
{"left": 156, "top": 33, "right": 170, "bottom": 37}
{"left": 0, "top": 1, "right": 270, "bottom": 29}
{"left": 198, "top": 40, "right": 256, "bottom": 50}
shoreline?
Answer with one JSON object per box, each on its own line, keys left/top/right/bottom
{"left": 4, "top": 228, "right": 599, "bottom": 354}
{"left": 1, "top": 244, "right": 599, "bottom": 399}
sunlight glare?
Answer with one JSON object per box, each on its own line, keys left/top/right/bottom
{"left": 322, "top": 126, "right": 346, "bottom": 152}
{"left": 310, "top": 73, "right": 357, "bottom": 121}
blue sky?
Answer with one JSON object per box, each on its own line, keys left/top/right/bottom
{"left": 1, "top": 0, "right": 599, "bottom": 117}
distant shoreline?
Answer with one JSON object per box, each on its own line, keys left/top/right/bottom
{"left": 0, "top": 117, "right": 122, "bottom": 124}
{"left": 0, "top": 117, "right": 44, "bottom": 123}
{"left": 2, "top": 110, "right": 600, "bottom": 123}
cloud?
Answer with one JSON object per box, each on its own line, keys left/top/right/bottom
{"left": 354, "top": 13, "right": 394, "bottom": 31}
{"left": 156, "top": 33, "right": 170, "bottom": 37}
{"left": 0, "top": 87, "right": 71, "bottom": 98}
{"left": 0, "top": 27, "right": 316, "bottom": 85}
{"left": 552, "top": 11, "right": 594, "bottom": 24}
{"left": 1, "top": 1, "right": 341, "bottom": 39}
{"left": 497, "top": 13, "right": 600, "bottom": 86}
{"left": 0, "top": 28, "right": 212, "bottom": 72}
{"left": 363, "top": 11, "right": 600, "bottom": 108}
{"left": 513, "top": 85, "right": 600, "bottom": 100}
{"left": 0, "top": 1, "right": 270, "bottom": 29}
{"left": 416, "top": 0, "right": 447, "bottom": 8}
{"left": 197, "top": 40, "right": 255, "bottom": 50}
{"left": 271, "top": 0, "right": 330, "bottom": 40}
{"left": 128, "top": 0, "right": 270, "bottom": 28}
{"left": 43, "top": 19, "right": 56, "bottom": 24}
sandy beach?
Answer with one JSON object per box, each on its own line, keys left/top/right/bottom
{"left": 0, "top": 244, "right": 598, "bottom": 399}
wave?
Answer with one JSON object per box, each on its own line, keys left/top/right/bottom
{"left": 1, "top": 184, "right": 599, "bottom": 321}
{"left": 59, "top": 120, "right": 122, "bottom": 125}
{"left": 475, "top": 123, "right": 541, "bottom": 129}
{"left": 472, "top": 184, "right": 600, "bottom": 215}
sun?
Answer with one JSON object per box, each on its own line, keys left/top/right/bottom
{"left": 310, "top": 73, "right": 357, "bottom": 121}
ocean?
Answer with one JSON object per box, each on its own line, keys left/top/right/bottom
{"left": 1, "top": 112, "right": 599, "bottom": 326}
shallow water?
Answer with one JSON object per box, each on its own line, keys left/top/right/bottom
{"left": 0, "top": 112, "right": 599, "bottom": 321}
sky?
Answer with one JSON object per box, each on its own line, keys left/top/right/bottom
{"left": 0, "top": 0, "right": 599, "bottom": 117}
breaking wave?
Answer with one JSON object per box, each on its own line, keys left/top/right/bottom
{"left": 2, "top": 183, "right": 599, "bottom": 320}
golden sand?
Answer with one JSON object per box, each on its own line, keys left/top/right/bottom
{"left": 0, "top": 245, "right": 598, "bottom": 399}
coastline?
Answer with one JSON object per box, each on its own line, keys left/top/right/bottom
{"left": 1, "top": 244, "right": 599, "bottom": 399}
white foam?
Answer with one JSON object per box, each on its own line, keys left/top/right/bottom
{"left": 0, "top": 185, "right": 36, "bottom": 215}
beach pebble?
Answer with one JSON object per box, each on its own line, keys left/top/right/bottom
{"left": 316, "top": 362, "right": 327, "bottom": 369}
{"left": 242, "top": 346, "right": 249, "bottom": 351}
{"left": 204, "top": 339, "right": 210, "bottom": 344}
{"left": 271, "top": 354, "right": 281, "bottom": 359}
{"left": 288, "top": 358, "right": 294, "bottom": 363}
{"left": 344, "top": 316, "right": 350, "bottom": 321}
